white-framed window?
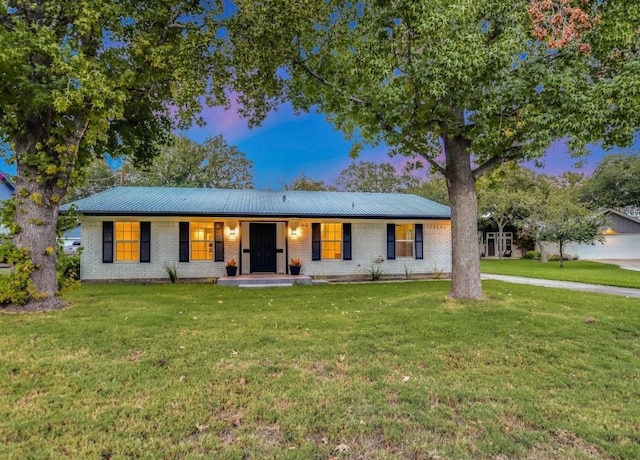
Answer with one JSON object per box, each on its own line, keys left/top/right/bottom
{"left": 321, "top": 223, "right": 343, "bottom": 259}
{"left": 190, "top": 221, "right": 214, "bottom": 261}
{"left": 115, "top": 222, "right": 139, "bottom": 262}
{"left": 395, "top": 224, "right": 414, "bottom": 258}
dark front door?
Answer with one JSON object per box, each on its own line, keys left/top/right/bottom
{"left": 250, "top": 223, "right": 277, "bottom": 272}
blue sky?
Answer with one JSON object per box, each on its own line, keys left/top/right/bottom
{"left": 1, "top": 100, "right": 638, "bottom": 190}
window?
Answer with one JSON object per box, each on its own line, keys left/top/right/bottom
{"left": 321, "top": 223, "right": 342, "bottom": 259}
{"left": 312, "top": 223, "right": 351, "bottom": 261}
{"left": 179, "top": 222, "right": 224, "bottom": 263}
{"left": 387, "top": 223, "right": 423, "bottom": 260}
{"left": 190, "top": 222, "right": 214, "bottom": 260}
{"left": 395, "top": 224, "right": 414, "bottom": 258}
{"left": 115, "top": 222, "right": 140, "bottom": 262}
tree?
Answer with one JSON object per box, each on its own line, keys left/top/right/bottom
{"left": 282, "top": 173, "right": 337, "bottom": 191}
{"left": 128, "top": 135, "right": 254, "bottom": 189}
{"left": 226, "top": 0, "right": 638, "bottom": 298}
{"left": 578, "top": 154, "right": 640, "bottom": 209}
{"left": 64, "top": 158, "right": 119, "bottom": 203}
{"left": 0, "top": 2, "right": 230, "bottom": 307}
{"left": 535, "top": 194, "right": 606, "bottom": 268}
{"left": 407, "top": 176, "right": 450, "bottom": 206}
{"left": 335, "top": 161, "right": 419, "bottom": 193}
{"left": 516, "top": 175, "right": 606, "bottom": 266}
{"left": 477, "top": 164, "right": 539, "bottom": 259}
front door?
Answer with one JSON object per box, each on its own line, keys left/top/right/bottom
{"left": 250, "top": 223, "right": 277, "bottom": 272}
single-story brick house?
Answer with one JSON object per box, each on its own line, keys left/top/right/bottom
{"left": 63, "top": 187, "right": 452, "bottom": 281}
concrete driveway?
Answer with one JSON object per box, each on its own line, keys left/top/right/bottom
{"left": 588, "top": 259, "right": 640, "bottom": 271}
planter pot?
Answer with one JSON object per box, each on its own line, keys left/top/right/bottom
{"left": 226, "top": 266, "right": 237, "bottom": 276}
{"left": 290, "top": 265, "right": 301, "bottom": 275}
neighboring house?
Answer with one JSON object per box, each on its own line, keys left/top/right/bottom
{"left": 0, "top": 170, "right": 17, "bottom": 238}
{"left": 0, "top": 170, "right": 16, "bottom": 202}
{"left": 62, "top": 187, "right": 452, "bottom": 281}
{"left": 566, "top": 208, "right": 640, "bottom": 260}
{"left": 478, "top": 226, "right": 525, "bottom": 259}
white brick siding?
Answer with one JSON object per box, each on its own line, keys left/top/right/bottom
{"left": 79, "top": 216, "right": 451, "bottom": 281}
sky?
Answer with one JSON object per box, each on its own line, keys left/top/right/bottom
{"left": 1, "top": 100, "right": 638, "bottom": 190}
{"left": 179, "top": 100, "right": 639, "bottom": 189}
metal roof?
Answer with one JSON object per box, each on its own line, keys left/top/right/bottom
{"left": 62, "top": 187, "right": 451, "bottom": 219}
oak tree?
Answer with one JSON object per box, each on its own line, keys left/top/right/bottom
{"left": 578, "top": 154, "right": 640, "bottom": 209}
{"left": 282, "top": 173, "right": 337, "bottom": 191}
{"left": 128, "top": 135, "right": 254, "bottom": 189}
{"left": 335, "top": 161, "right": 419, "bottom": 193}
{"left": 0, "top": 1, "right": 230, "bottom": 307}
{"left": 226, "top": 0, "right": 639, "bottom": 298}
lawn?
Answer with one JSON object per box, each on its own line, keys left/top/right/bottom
{"left": 1, "top": 281, "right": 639, "bottom": 459}
{"left": 481, "top": 259, "right": 640, "bottom": 289}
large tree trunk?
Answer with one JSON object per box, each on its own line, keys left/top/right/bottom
{"left": 444, "top": 134, "right": 483, "bottom": 299}
{"left": 13, "top": 164, "right": 61, "bottom": 299}
{"left": 11, "top": 128, "right": 79, "bottom": 306}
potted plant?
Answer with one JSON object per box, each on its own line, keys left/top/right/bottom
{"left": 225, "top": 258, "right": 237, "bottom": 276}
{"left": 289, "top": 258, "right": 302, "bottom": 275}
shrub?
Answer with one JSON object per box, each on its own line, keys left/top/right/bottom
{"left": 367, "top": 264, "right": 384, "bottom": 281}
{"left": 547, "top": 254, "right": 572, "bottom": 261}
{"left": 57, "top": 253, "right": 81, "bottom": 293}
{"left": 523, "top": 250, "right": 541, "bottom": 260}
{"left": 165, "top": 263, "right": 179, "bottom": 283}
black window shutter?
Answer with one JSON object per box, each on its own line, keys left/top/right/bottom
{"left": 140, "top": 222, "right": 151, "bottom": 263}
{"left": 102, "top": 221, "right": 114, "bottom": 263}
{"left": 312, "top": 223, "right": 321, "bottom": 260}
{"left": 214, "top": 222, "right": 224, "bottom": 262}
{"left": 343, "top": 223, "right": 352, "bottom": 260}
{"left": 386, "top": 224, "right": 396, "bottom": 260}
{"left": 415, "top": 224, "right": 424, "bottom": 260}
{"left": 179, "top": 222, "right": 189, "bottom": 262}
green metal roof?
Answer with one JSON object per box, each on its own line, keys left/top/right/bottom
{"left": 63, "top": 187, "right": 451, "bottom": 219}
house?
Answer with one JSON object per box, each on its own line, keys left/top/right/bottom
{"left": 566, "top": 208, "right": 640, "bottom": 260}
{"left": 0, "top": 170, "right": 16, "bottom": 202}
{"left": 478, "top": 226, "right": 527, "bottom": 259}
{"left": 62, "top": 187, "right": 452, "bottom": 281}
{"left": 0, "top": 170, "right": 17, "bottom": 239}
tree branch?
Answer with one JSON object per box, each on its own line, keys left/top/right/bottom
{"left": 472, "top": 147, "right": 524, "bottom": 180}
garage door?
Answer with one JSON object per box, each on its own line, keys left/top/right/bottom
{"left": 571, "top": 234, "right": 640, "bottom": 260}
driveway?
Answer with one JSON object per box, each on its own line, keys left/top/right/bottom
{"left": 482, "top": 274, "right": 640, "bottom": 298}
{"left": 587, "top": 259, "right": 640, "bottom": 272}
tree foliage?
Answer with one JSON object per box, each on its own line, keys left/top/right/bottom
{"left": 578, "top": 154, "right": 640, "bottom": 209}
{"left": 226, "top": 0, "right": 639, "bottom": 298}
{"left": 407, "top": 176, "right": 450, "bottom": 206}
{"left": 477, "top": 164, "right": 539, "bottom": 258}
{"left": 282, "top": 173, "right": 336, "bottom": 191}
{"left": 128, "top": 135, "right": 254, "bottom": 189}
{"left": 517, "top": 177, "right": 606, "bottom": 266}
{"left": 64, "top": 158, "right": 119, "bottom": 203}
{"left": 0, "top": 1, "right": 230, "bottom": 306}
{"left": 335, "top": 161, "right": 419, "bottom": 193}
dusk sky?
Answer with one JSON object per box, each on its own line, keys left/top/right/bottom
{"left": 1, "top": 99, "right": 638, "bottom": 190}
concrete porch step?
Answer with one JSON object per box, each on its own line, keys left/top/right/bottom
{"left": 218, "top": 274, "right": 313, "bottom": 287}
{"left": 238, "top": 283, "right": 293, "bottom": 288}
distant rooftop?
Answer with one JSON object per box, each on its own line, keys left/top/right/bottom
{"left": 63, "top": 187, "right": 451, "bottom": 219}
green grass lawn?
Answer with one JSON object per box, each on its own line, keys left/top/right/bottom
{"left": 1, "top": 281, "right": 639, "bottom": 459}
{"left": 481, "top": 259, "right": 640, "bottom": 288}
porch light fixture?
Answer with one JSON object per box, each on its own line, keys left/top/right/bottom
{"left": 289, "top": 221, "right": 299, "bottom": 237}
{"left": 227, "top": 221, "right": 238, "bottom": 238}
